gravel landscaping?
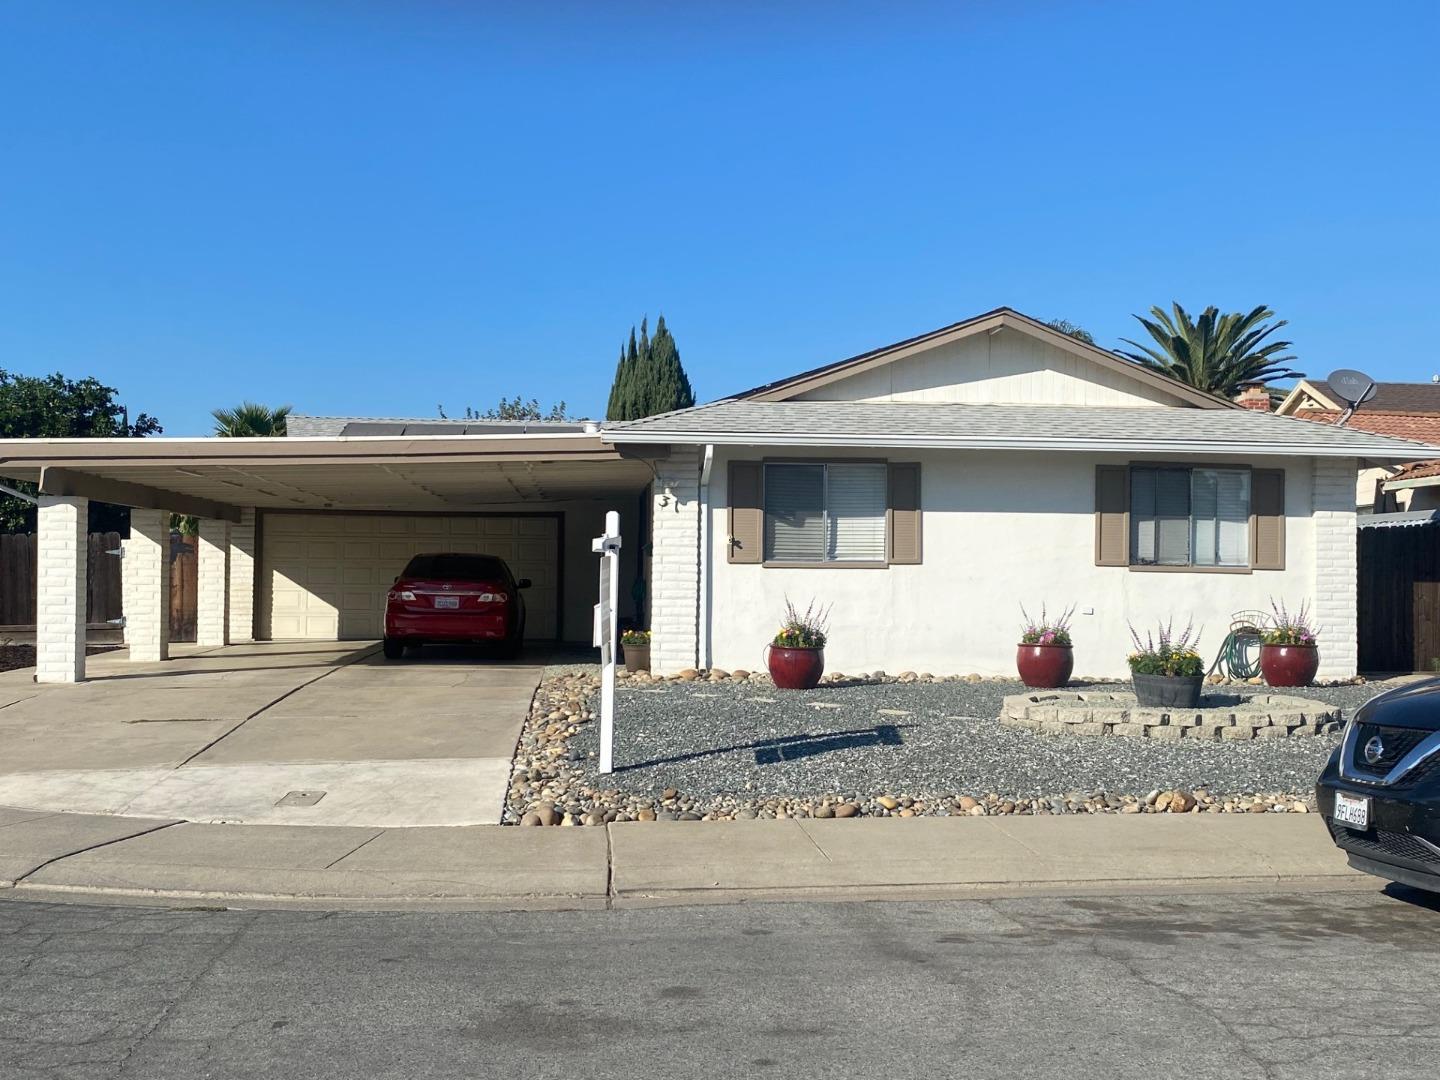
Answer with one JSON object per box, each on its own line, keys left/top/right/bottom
{"left": 505, "top": 670, "right": 1394, "bottom": 825}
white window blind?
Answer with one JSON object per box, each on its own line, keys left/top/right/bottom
{"left": 826, "top": 463, "right": 887, "bottom": 562}
{"left": 763, "top": 462, "right": 889, "bottom": 563}
{"left": 1191, "top": 468, "right": 1250, "bottom": 567}
{"left": 1131, "top": 467, "right": 1191, "bottom": 565}
{"left": 764, "top": 464, "right": 826, "bottom": 561}
{"left": 1131, "top": 465, "right": 1251, "bottom": 568}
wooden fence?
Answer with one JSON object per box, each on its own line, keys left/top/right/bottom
{"left": 1358, "top": 523, "right": 1440, "bottom": 674}
{"left": 0, "top": 531, "right": 198, "bottom": 642}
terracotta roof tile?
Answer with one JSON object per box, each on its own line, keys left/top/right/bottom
{"left": 1290, "top": 410, "right": 1440, "bottom": 444}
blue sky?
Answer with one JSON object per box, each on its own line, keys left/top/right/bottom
{"left": 1, "top": 0, "right": 1436, "bottom": 435}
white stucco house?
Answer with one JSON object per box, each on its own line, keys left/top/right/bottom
{"left": 0, "top": 307, "right": 1429, "bottom": 684}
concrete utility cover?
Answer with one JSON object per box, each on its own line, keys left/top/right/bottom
{"left": 0, "top": 641, "right": 542, "bottom": 828}
{"left": 276, "top": 790, "right": 327, "bottom": 807}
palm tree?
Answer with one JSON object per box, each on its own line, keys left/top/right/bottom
{"left": 1116, "top": 303, "right": 1303, "bottom": 397}
{"left": 211, "top": 402, "right": 292, "bottom": 437}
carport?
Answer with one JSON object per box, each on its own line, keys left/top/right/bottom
{"left": 0, "top": 431, "right": 654, "bottom": 682}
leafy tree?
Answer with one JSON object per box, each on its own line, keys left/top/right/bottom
{"left": 1116, "top": 303, "right": 1303, "bottom": 397}
{"left": 606, "top": 314, "right": 696, "bottom": 420}
{"left": 1045, "top": 318, "right": 1094, "bottom": 344}
{"left": 212, "top": 402, "right": 292, "bottom": 437}
{"left": 0, "top": 370, "right": 161, "bottom": 532}
{"left": 462, "top": 397, "right": 573, "bottom": 422}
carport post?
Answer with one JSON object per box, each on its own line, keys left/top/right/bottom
{"left": 35, "top": 495, "right": 88, "bottom": 683}
{"left": 195, "top": 518, "right": 230, "bottom": 648}
{"left": 123, "top": 508, "right": 170, "bottom": 663}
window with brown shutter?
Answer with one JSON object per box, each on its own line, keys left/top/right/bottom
{"left": 1096, "top": 463, "right": 1287, "bottom": 572}
{"left": 728, "top": 459, "right": 922, "bottom": 567}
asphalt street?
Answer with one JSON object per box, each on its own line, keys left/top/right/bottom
{"left": 2, "top": 887, "right": 1437, "bottom": 1079}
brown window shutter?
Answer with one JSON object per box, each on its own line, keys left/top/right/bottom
{"left": 888, "top": 462, "right": 922, "bottom": 564}
{"left": 727, "top": 460, "right": 763, "bottom": 564}
{"left": 1094, "top": 465, "right": 1129, "bottom": 566}
{"left": 1251, "top": 468, "right": 1286, "bottom": 570}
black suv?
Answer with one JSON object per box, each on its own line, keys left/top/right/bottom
{"left": 1317, "top": 678, "right": 1440, "bottom": 893}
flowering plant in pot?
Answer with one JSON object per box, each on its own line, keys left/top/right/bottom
{"left": 620, "top": 628, "right": 651, "bottom": 673}
{"left": 1127, "top": 620, "right": 1205, "bottom": 707}
{"left": 766, "top": 598, "right": 830, "bottom": 690}
{"left": 1259, "top": 600, "right": 1319, "bottom": 687}
{"left": 1017, "top": 604, "right": 1075, "bottom": 688}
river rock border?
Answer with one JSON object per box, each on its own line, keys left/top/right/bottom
{"left": 999, "top": 691, "right": 1341, "bottom": 740}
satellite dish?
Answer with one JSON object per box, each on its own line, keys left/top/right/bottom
{"left": 1328, "top": 369, "right": 1378, "bottom": 408}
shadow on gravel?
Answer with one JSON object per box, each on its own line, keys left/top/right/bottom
{"left": 616, "top": 723, "right": 907, "bottom": 772}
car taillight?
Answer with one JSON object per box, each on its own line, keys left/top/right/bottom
{"left": 388, "top": 590, "right": 416, "bottom": 601}
{"left": 478, "top": 592, "right": 507, "bottom": 603}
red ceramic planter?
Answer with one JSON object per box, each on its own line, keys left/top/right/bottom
{"left": 1016, "top": 644, "right": 1074, "bottom": 689}
{"left": 1260, "top": 644, "right": 1319, "bottom": 687}
{"left": 767, "top": 645, "right": 825, "bottom": 690}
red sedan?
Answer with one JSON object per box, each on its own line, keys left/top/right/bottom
{"left": 382, "top": 553, "right": 529, "bottom": 659}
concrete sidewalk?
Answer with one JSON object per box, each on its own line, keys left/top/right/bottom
{"left": 0, "top": 804, "right": 1369, "bottom": 910}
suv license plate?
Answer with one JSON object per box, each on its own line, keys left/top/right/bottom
{"left": 434, "top": 596, "right": 460, "bottom": 610}
{"left": 1334, "top": 791, "right": 1371, "bottom": 830}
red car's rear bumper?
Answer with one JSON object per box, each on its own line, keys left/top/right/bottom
{"left": 384, "top": 611, "right": 511, "bottom": 641}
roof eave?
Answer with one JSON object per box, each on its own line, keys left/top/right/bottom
{"left": 603, "top": 430, "right": 1424, "bottom": 459}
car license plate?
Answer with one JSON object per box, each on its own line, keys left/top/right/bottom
{"left": 1334, "top": 791, "right": 1371, "bottom": 830}
{"left": 433, "top": 596, "right": 460, "bottom": 610}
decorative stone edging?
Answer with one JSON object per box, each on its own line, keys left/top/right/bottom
{"left": 999, "top": 691, "right": 1342, "bottom": 741}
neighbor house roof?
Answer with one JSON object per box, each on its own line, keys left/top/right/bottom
{"left": 1275, "top": 379, "right": 1440, "bottom": 447}
{"left": 603, "top": 400, "right": 1434, "bottom": 458}
{"left": 287, "top": 415, "right": 592, "bottom": 437}
{"left": 732, "top": 307, "right": 1239, "bottom": 410}
{"left": 1291, "top": 380, "right": 1440, "bottom": 414}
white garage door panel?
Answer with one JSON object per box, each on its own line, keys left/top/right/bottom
{"left": 262, "top": 513, "right": 559, "bottom": 641}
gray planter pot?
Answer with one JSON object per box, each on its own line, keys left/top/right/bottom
{"left": 622, "top": 643, "right": 650, "bottom": 673}
{"left": 1132, "top": 672, "right": 1203, "bottom": 708}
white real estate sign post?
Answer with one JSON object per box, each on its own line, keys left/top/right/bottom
{"left": 592, "top": 510, "right": 621, "bottom": 774}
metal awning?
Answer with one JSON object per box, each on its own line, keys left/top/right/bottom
{"left": 1358, "top": 510, "right": 1440, "bottom": 530}
{"left": 0, "top": 434, "right": 655, "bottom": 518}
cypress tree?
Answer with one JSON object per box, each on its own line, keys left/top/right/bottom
{"left": 605, "top": 343, "right": 627, "bottom": 420}
{"left": 646, "top": 315, "right": 694, "bottom": 415}
{"left": 604, "top": 313, "right": 697, "bottom": 420}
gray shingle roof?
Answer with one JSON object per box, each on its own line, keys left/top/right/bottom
{"left": 603, "top": 401, "right": 1437, "bottom": 459}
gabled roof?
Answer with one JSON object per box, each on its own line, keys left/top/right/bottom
{"left": 733, "top": 307, "right": 1238, "bottom": 410}
{"left": 602, "top": 400, "right": 1434, "bottom": 458}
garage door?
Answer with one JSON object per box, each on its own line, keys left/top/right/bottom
{"left": 261, "top": 513, "right": 560, "bottom": 641}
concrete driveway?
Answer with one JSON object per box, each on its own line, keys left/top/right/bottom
{"left": 0, "top": 641, "right": 540, "bottom": 827}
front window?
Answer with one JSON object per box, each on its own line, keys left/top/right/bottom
{"left": 1130, "top": 466, "right": 1251, "bottom": 567}
{"left": 763, "top": 462, "right": 887, "bottom": 563}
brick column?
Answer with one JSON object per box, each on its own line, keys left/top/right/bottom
{"left": 196, "top": 518, "right": 230, "bottom": 648}
{"left": 228, "top": 507, "right": 257, "bottom": 643}
{"left": 648, "top": 448, "right": 701, "bottom": 675}
{"left": 1313, "top": 457, "right": 1358, "bottom": 680}
{"left": 35, "top": 495, "right": 88, "bottom": 683}
{"left": 123, "top": 509, "right": 170, "bottom": 663}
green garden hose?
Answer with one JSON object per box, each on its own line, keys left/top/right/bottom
{"left": 1208, "top": 625, "right": 1264, "bottom": 681}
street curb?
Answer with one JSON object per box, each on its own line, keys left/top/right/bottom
{"left": 0, "top": 870, "right": 1375, "bottom": 914}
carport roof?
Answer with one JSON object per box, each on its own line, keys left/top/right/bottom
{"left": 0, "top": 432, "right": 654, "bottom": 520}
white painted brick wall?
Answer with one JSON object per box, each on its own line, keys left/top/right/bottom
{"left": 196, "top": 518, "right": 231, "bottom": 648}
{"left": 1313, "top": 457, "right": 1358, "bottom": 679}
{"left": 228, "top": 508, "right": 257, "bottom": 642}
{"left": 649, "top": 448, "right": 701, "bottom": 674}
{"left": 35, "top": 496, "right": 87, "bottom": 683}
{"left": 124, "top": 509, "right": 170, "bottom": 663}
